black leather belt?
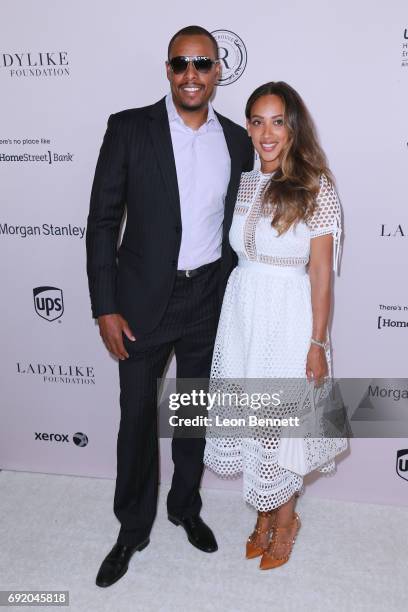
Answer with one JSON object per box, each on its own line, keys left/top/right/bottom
{"left": 176, "top": 259, "right": 221, "bottom": 279}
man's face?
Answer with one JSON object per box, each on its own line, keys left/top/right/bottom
{"left": 166, "top": 34, "right": 220, "bottom": 112}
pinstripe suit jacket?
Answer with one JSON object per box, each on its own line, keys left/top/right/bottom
{"left": 86, "top": 96, "right": 254, "bottom": 335}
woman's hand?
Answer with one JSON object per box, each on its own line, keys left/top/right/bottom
{"left": 306, "top": 344, "right": 328, "bottom": 386}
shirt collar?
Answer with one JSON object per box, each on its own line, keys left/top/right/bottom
{"left": 165, "top": 92, "right": 216, "bottom": 127}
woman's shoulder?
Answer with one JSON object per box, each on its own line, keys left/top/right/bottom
{"left": 315, "top": 172, "right": 340, "bottom": 210}
{"left": 236, "top": 169, "right": 262, "bottom": 203}
{"left": 237, "top": 168, "right": 264, "bottom": 192}
{"left": 309, "top": 173, "right": 342, "bottom": 233}
{"left": 317, "top": 172, "right": 338, "bottom": 196}
{"left": 240, "top": 168, "right": 260, "bottom": 179}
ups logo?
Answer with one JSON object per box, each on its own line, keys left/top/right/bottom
{"left": 33, "top": 286, "right": 64, "bottom": 322}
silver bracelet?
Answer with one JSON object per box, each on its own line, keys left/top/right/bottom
{"left": 310, "top": 338, "right": 327, "bottom": 349}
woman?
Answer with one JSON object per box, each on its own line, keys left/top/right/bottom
{"left": 204, "top": 82, "right": 342, "bottom": 569}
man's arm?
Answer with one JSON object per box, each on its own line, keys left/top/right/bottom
{"left": 86, "top": 113, "right": 127, "bottom": 316}
{"left": 86, "top": 113, "right": 135, "bottom": 360}
{"left": 243, "top": 134, "right": 254, "bottom": 172}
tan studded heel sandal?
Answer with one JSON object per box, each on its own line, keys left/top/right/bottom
{"left": 259, "top": 512, "right": 301, "bottom": 569}
{"left": 246, "top": 510, "right": 277, "bottom": 559}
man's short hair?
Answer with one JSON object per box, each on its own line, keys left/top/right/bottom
{"left": 167, "top": 25, "right": 218, "bottom": 60}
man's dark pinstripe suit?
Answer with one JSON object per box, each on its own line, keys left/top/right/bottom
{"left": 86, "top": 96, "right": 253, "bottom": 546}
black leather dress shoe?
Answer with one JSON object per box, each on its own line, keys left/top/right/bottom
{"left": 95, "top": 539, "right": 149, "bottom": 587}
{"left": 168, "top": 514, "right": 218, "bottom": 553}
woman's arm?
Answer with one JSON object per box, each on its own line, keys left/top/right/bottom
{"left": 307, "top": 233, "right": 333, "bottom": 385}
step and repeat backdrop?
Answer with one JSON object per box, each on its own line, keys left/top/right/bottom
{"left": 1, "top": 0, "right": 407, "bottom": 505}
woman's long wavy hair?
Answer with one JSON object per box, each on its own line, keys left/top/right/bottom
{"left": 245, "top": 81, "right": 333, "bottom": 234}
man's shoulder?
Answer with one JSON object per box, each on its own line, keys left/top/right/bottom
{"left": 108, "top": 97, "right": 166, "bottom": 125}
{"left": 214, "top": 110, "right": 247, "bottom": 138}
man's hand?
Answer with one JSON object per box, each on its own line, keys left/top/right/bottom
{"left": 98, "top": 314, "right": 135, "bottom": 360}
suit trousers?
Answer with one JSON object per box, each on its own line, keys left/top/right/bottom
{"left": 115, "top": 260, "right": 221, "bottom": 546}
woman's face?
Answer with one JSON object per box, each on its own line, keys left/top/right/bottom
{"left": 247, "top": 94, "right": 289, "bottom": 173}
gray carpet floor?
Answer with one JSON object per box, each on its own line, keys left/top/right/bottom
{"left": 0, "top": 470, "right": 407, "bottom": 612}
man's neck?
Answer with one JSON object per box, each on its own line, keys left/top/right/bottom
{"left": 174, "top": 102, "right": 209, "bottom": 130}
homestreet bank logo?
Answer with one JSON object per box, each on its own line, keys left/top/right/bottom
{"left": 402, "top": 29, "right": 408, "bottom": 68}
{"left": 0, "top": 151, "right": 73, "bottom": 163}
{"left": 377, "top": 304, "right": 408, "bottom": 330}
{"left": 377, "top": 316, "right": 408, "bottom": 329}
{"left": 211, "top": 30, "right": 247, "bottom": 86}
{"left": 1, "top": 51, "right": 70, "bottom": 77}
{"left": 0, "top": 223, "right": 85, "bottom": 239}
{"left": 17, "top": 362, "right": 96, "bottom": 385}
{"left": 33, "top": 286, "right": 64, "bottom": 322}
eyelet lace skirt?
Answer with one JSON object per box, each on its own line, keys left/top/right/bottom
{"left": 204, "top": 260, "right": 334, "bottom": 511}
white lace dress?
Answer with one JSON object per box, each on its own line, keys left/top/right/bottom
{"left": 204, "top": 169, "right": 342, "bottom": 511}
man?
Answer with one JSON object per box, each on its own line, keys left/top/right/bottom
{"left": 86, "top": 25, "right": 253, "bottom": 587}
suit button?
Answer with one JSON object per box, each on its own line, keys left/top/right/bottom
{"left": 175, "top": 226, "right": 181, "bottom": 234}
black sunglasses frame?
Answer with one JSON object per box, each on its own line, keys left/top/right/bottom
{"left": 167, "top": 55, "right": 219, "bottom": 74}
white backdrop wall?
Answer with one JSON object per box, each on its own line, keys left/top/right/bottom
{"left": 1, "top": 0, "right": 407, "bottom": 506}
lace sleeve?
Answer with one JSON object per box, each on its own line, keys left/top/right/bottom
{"left": 309, "top": 174, "right": 342, "bottom": 273}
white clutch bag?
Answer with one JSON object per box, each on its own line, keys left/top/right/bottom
{"left": 277, "top": 381, "right": 349, "bottom": 476}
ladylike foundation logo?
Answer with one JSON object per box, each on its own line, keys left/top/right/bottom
{"left": 1, "top": 52, "right": 70, "bottom": 77}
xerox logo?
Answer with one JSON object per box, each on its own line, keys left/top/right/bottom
{"left": 34, "top": 432, "right": 89, "bottom": 446}
{"left": 33, "top": 286, "right": 64, "bottom": 322}
{"left": 35, "top": 432, "right": 69, "bottom": 443}
{"left": 73, "top": 432, "right": 88, "bottom": 447}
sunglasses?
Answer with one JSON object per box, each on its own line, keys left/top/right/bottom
{"left": 168, "top": 56, "right": 219, "bottom": 74}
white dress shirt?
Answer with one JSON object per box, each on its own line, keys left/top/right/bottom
{"left": 165, "top": 93, "right": 231, "bottom": 270}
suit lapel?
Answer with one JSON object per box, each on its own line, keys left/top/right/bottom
{"left": 148, "top": 98, "right": 181, "bottom": 221}
{"left": 216, "top": 112, "right": 242, "bottom": 239}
